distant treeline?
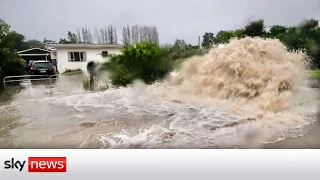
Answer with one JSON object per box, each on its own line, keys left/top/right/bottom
{"left": 60, "top": 19, "right": 320, "bottom": 68}
{"left": 59, "top": 25, "right": 159, "bottom": 45}
{"left": 200, "top": 19, "right": 320, "bottom": 69}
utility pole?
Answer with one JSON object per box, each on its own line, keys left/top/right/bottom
{"left": 198, "top": 36, "right": 201, "bottom": 49}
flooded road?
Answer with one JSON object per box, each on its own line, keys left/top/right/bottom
{"left": 0, "top": 73, "right": 319, "bottom": 149}
{"left": 0, "top": 74, "right": 88, "bottom": 148}
{"left": 0, "top": 74, "right": 170, "bottom": 148}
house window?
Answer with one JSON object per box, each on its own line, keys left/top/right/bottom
{"left": 102, "top": 51, "right": 108, "bottom": 57}
{"left": 68, "top": 52, "right": 86, "bottom": 62}
{"left": 69, "top": 52, "right": 74, "bottom": 60}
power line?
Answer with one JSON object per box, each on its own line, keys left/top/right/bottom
{"left": 256, "top": 0, "right": 313, "bottom": 9}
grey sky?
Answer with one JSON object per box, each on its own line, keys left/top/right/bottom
{"left": 1, "top": 0, "right": 319, "bottom": 44}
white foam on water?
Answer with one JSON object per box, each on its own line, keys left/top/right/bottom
{"left": 1, "top": 37, "right": 319, "bottom": 148}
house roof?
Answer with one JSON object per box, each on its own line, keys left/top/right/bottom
{"left": 18, "top": 48, "right": 52, "bottom": 54}
{"left": 18, "top": 48, "right": 51, "bottom": 56}
{"left": 45, "top": 44, "right": 123, "bottom": 49}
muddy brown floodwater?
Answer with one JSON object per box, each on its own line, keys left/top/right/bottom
{"left": 1, "top": 37, "right": 320, "bottom": 149}
{"left": 0, "top": 73, "right": 319, "bottom": 149}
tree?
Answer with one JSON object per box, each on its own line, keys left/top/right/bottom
{"left": 122, "top": 26, "right": 129, "bottom": 44}
{"left": 100, "top": 28, "right": 105, "bottom": 44}
{"left": 0, "top": 19, "right": 10, "bottom": 40}
{"left": 294, "top": 19, "right": 320, "bottom": 68}
{"left": 0, "top": 19, "right": 25, "bottom": 86}
{"left": 43, "top": 38, "right": 56, "bottom": 45}
{"left": 87, "top": 28, "right": 93, "bottom": 43}
{"left": 133, "top": 26, "right": 159, "bottom": 44}
{"left": 148, "top": 26, "right": 159, "bottom": 44}
{"left": 107, "top": 25, "right": 114, "bottom": 44}
{"left": 25, "top": 39, "right": 44, "bottom": 49}
{"left": 172, "top": 39, "right": 187, "bottom": 50}
{"left": 122, "top": 25, "right": 132, "bottom": 45}
{"left": 107, "top": 25, "right": 118, "bottom": 44}
{"left": 103, "top": 27, "right": 108, "bottom": 44}
{"left": 80, "top": 27, "right": 93, "bottom": 43}
{"left": 94, "top": 27, "right": 101, "bottom": 44}
{"left": 67, "top": 31, "right": 77, "bottom": 43}
{"left": 76, "top": 28, "right": 82, "bottom": 43}
{"left": 82, "top": 27, "right": 89, "bottom": 43}
{"left": 201, "top": 32, "right": 215, "bottom": 48}
{"left": 216, "top": 30, "right": 234, "bottom": 43}
{"left": 307, "top": 27, "right": 320, "bottom": 68}
{"left": 126, "top": 25, "right": 131, "bottom": 45}
{"left": 281, "top": 27, "right": 307, "bottom": 50}
{"left": 231, "top": 29, "right": 245, "bottom": 38}
{"left": 299, "top": 19, "right": 319, "bottom": 32}
{"left": 59, "top": 38, "right": 69, "bottom": 44}
{"left": 243, "top": 19, "right": 266, "bottom": 37}
{"left": 268, "top": 25, "right": 287, "bottom": 39}
{"left": 2, "top": 31, "right": 29, "bottom": 51}
{"left": 59, "top": 31, "right": 79, "bottom": 44}
{"left": 201, "top": 18, "right": 320, "bottom": 69}
{"left": 113, "top": 27, "right": 118, "bottom": 44}
{"left": 168, "top": 39, "right": 205, "bottom": 60}
{"left": 122, "top": 25, "right": 159, "bottom": 45}
{"left": 131, "top": 25, "right": 140, "bottom": 44}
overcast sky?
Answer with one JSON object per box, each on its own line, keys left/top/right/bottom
{"left": 1, "top": 0, "right": 319, "bottom": 44}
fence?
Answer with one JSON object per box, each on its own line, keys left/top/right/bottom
{"left": 3, "top": 74, "right": 61, "bottom": 88}
{"left": 2, "top": 71, "right": 104, "bottom": 93}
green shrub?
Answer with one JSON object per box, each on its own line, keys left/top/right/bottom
{"left": 82, "top": 78, "right": 89, "bottom": 90}
{"left": 63, "top": 68, "right": 83, "bottom": 74}
{"left": 172, "top": 58, "right": 186, "bottom": 69}
{"left": 99, "top": 85, "right": 109, "bottom": 91}
{"left": 310, "top": 70, "right": 320, "bottom": 79}
{"left": 105, "top": 41, "right": 172, "bottom": 86}
{"left": 82, "top": 77, "right": 109, "bottom": 91}
{"left": 3, "top": 57, "right": 26, "bottom": 76}
{"left": 168, "top": 47, "right": 206, "bottom": 61}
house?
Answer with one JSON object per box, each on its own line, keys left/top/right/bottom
{"left": 18, "top": 48, "right": 53, "bottom": 65}
{"left": 45, "top": 44, "right": 123, "bottom": 73}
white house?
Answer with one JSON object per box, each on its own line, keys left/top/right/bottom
{"left": 46, "top": 44, "right": 123, "bottom": 73}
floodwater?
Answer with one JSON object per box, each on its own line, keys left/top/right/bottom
{"left": 0, "top": 74, "right": 319, "bottom": 149}
{"left": 0, "top": 37, "right": 319, "bottom": 149}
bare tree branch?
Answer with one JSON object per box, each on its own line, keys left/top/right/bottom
{"left": 100, "top": 28, "right": 105, "bottom": 44}
{"left": 76, "top": 28, "right": 82, "bottom": 43}
{"left": 94, "top": 27, "right": 101, "bottom": 44}
{"left": 87, "top": 28, "right": 93, "bottom": 43}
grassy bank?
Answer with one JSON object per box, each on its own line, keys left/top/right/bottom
{"left": 172, "top": 58, "right": 186, "bottom": 70}
{"left": 311, "top": 70, "right": 320, "bottom": 79}
{"left": 62, "top": 68, "right": 83, "bottom": 74}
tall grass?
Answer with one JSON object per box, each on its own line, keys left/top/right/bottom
{"left": 63, "top": 68, "right": 83, "bottom": 74}
{"left": 310, "top": 70, "right": 320, "bottom": 79}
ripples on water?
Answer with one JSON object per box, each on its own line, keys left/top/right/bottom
{"left": 0, "top": 76, "right": 318, "bottom": 149}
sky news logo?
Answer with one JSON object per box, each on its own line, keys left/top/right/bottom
{"left": 4, "top": 157, "right": 67, "bottom": 172}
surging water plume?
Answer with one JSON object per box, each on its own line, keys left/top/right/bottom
{"left": 170, "top": 37, "right": 309, "bottom": 112}
{"left": 1, "top": 38, "right": 319, "bottom": 149}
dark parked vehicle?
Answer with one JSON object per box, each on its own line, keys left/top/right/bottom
{"left": 29, "top": 61, "right": 56, "bottom": 77}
